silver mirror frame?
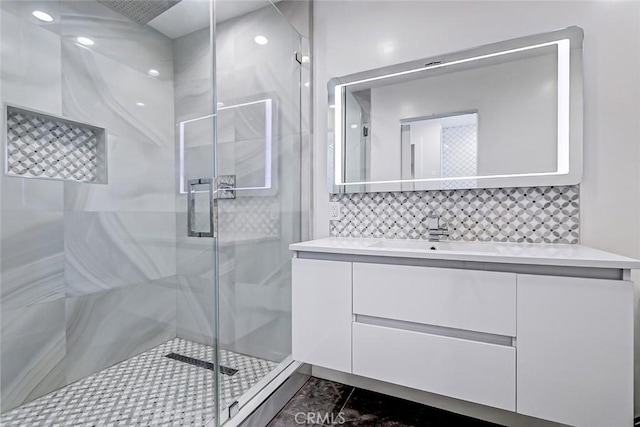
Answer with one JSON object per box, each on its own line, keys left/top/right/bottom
{"left": 327, "top": 26, "right": 584, "bottom": 194}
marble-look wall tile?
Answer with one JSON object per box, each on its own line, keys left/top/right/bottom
{"left": 1, "top": 176, "right": 64, "bottom": 212}
{"left": 58, "top": 14, "right": 175, "bottom": 214}
{"left": 182, "top": 144, "right": 214, "bottom": 192}
{"left": 225, "top": 309, "right": 291, "bottom": 363}
{"left": 217, "top": 6, "right": 295, "bottom": 74}
{"left": 233, "top": 138, "right": 270, "bottom": 189}
{"left": 173, "top": 27, "right": 213, "bottom": 122}
{"left": 217, "top": 68, "right": 298, "bottom": 136}
{"left": 234, "top": 102, "right": 267, "bottom": 141}
{"left": 217, "top": 108, "right": 236, "bottom": 145}
{"left": 225, "top": 236, "right": 292, "bottom": 359}
{"left": 60, "top": 0, "right": 173, "bottom": 82}
{"left": 65, "top": 279, "right": 176, "bottom": 384}
{"left": 0, "top": 4, "right": 63, "bottom": 219}
{"left": 0, "top": 1, "right": 61, "bottom": 36}
{"left": 217, "top": 237, "right": 292, "bottom": 361}
{"left": 231, "top": 239, "right": 289, "bottom": 295}
{"left": 215, "top": 4, "right": 301, "bottom": 139}
{"left": 182, "top": 114, "right": 216, "bottom": 148}
{"left": 173, "top": 24, "right": 214, "bottom": 202}
{"left": 274, "top": 0, "right": 311, "bottom": 39}
{"left": 179, "top": 116, "right": 215, "bottom": 194}
{"left": 65, "top": 211, "right": 176, "bottom": 297}
{"left": 0, "top": 7, "right": 62, "bottom": 114}
{"left": 61, "top": 38, "right": 174, "bottom": 149}
{"left": 176, "top": 214, "right": 219, "bottom": 277}
{"left": 176, "top": 275, "right": 215, "bottom": 346}
{"left": 217, "top": 73, "right": 299, "bottom": 141}
{"left": 216, "top": 244, "right": 240, "bottom": 350}
{"left": 64, "top": 135, "right": 175, "bottom": 212}
{"left": 175, "top": 213, "right": 237, "bottom": 346}
{"left": 1, "top": 300, "right": 66, "bottom": 412}
{"left": 1, "top": 211, "right": 65, "bottom": 309}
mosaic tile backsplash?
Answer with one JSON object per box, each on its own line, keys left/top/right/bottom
{"left": 330, "top": 186, "right": 579, "bottom": 244}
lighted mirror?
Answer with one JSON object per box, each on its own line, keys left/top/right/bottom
{"left": 328, "top": 26, "right": 583, "bottom": 193}
{"left": 180, "top": 97, "right": 277, "bottom": 196}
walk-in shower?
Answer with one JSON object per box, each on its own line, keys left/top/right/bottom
{"left": 0, "top": 0, "right": 309, "bottom": 425}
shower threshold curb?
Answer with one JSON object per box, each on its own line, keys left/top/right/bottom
{"left": 214, "top": 360, "right": 308, "bottom": 427}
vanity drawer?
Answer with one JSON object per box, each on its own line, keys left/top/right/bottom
{"left": 352, "top": 323, "right": 516, "bottom": 411}
{"left": 353, "top": 263, "right": 516, "bottom": 336}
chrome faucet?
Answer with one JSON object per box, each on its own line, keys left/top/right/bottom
{"left": 424, "top": 212, "right": 449, "bottom": 242}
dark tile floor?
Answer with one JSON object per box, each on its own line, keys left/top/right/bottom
{"left": 268, "top": 377, "right": 503, "bottom": 426}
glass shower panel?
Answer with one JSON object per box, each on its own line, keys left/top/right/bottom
{"left": 214, "top": 0, "right": 302, "bottom": 422}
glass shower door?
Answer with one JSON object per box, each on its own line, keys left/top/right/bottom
{"left": 174, "top": 2, "right": 219, "bottom": 426}
{"left": 213, "top": 0, "right": 302, "bottom": 423}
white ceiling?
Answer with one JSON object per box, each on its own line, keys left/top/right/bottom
{"left": 148, "top": 0, "right": 278, "bottom": 39}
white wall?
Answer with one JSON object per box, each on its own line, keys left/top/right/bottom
{"left": 313, "top": 0, "right": 640, "bottom": 417}
{"left": 410, "top": 119, "right": 442, "bottom": 180}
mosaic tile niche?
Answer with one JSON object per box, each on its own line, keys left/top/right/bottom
{"left": 330, "top": 186, "right": 579, "bottom": 244}
{"left": 5, "top": 106, "right": 107, "bottom": 183}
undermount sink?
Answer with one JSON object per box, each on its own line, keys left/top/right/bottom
{"left": 370, "top": 239, "right": 498, "bottom": 254}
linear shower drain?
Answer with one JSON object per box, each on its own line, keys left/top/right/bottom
{"left": 165, "top": 353, "right": 239, "bottom": 376}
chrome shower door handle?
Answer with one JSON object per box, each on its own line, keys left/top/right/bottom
{"left": 187, "top": 178, "right": 216, "bottom": 238}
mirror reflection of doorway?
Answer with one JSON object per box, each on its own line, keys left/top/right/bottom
{"left": 402, "top": 112, "right": 478, "bottom": 190}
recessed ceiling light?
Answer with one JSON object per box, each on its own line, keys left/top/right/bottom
{"left": 148, "top": 69, "right": 160, "bottom": 77}
{"left": 329, "top": 104, "right": 335, "bottom": 109}
{"left": 304, "top": 82, "right": 310, "bottom": 88}
{"left": 76, "top": 37, "right": 94, "bottom": 46}
{"left": 136, "top": 102, "right": 145, "bottom": 107}
{"left": 301, "top": 55, "right": 310, "bottom": 63}
{"left": 32, "top": 10, "right": 53, "bottom": 22}
{"left": 254, "top": 35, "right": 268, "bottom": 45}
{"left": 350, "top": 124, "right": 358, "bottom": 129}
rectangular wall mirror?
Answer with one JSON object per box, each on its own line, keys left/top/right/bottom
{"left": 180, "top": 97, "right": 277, "bottom": 196}
{"left": 328, "top": 26, "right": 584, "bottom": 193}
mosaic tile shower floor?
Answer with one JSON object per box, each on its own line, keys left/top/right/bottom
{"left": 1, "top": 338, "right": 278, "bottom": 426}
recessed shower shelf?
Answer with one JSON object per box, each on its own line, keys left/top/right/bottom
{"left": 4, "top": 105, "right": 107, "bottom": 183}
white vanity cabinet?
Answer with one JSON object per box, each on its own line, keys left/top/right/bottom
{"left": 290, "top": 239, "right": 639, "bottom": 427}
{"left": 291, "top": 258, "right": 352, "bottom": 373}
{"left": 517, "top": 274, "right": 633, "bottom": 427}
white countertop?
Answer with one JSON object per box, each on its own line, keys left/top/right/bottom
{"left": 290, "top": 238, "right": 640, "bottom": 270}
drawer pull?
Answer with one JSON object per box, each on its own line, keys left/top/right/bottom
{"left": 355, "top": 314, "right": 514, "bottom": 347}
